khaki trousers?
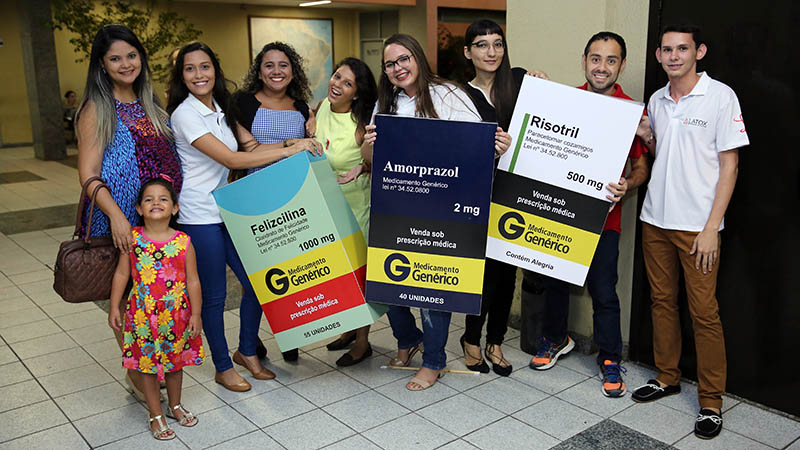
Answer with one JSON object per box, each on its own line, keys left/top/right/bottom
{"left": 642, "top": 222, "right": 726, "bottom": 409}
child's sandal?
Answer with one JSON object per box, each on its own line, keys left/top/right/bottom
{"left": 166, "top": 403, "right": 198, "bottom": 427}
{"left": 148, "top": 414, "right": 175, "bottom": 440}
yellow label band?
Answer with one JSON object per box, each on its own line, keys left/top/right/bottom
{"left": 249, "top": 234, "right": 362, "bottom": 304}
{"left": 488, "top": 203, "right": 599, "bottom": 266}
{"left": 366, "top": 247, "right": 484, "bottom": 295}
{"left": 341, "top": 231, "right": 367, "bottom": 269}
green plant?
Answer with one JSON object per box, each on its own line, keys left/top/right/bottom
{"left": 51, "top": 0, "right": 201, "bottom": 82}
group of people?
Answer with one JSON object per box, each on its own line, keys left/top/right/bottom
{"left": 72, "top": 16, "right": 745, "bottom": 441}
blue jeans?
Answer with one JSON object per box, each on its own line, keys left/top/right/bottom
{"left": 387, "top": 305, "right": 451, "bottom": 370}
{"left": 180, "top": 223, "right": 263, "bottom": 372}
{"left": 542, "top": 230, "right": 622, "bottom": 365}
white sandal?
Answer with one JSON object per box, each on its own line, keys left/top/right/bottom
{"left": 148, "top": 414, "right": 175, "bottom": 440}
{"left": 166, "top": 403, "right": 198, "bottom": 427}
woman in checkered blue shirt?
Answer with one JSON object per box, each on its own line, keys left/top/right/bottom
{"left": 231, "top": 42, "right": 318, "bottom": 179}
{"left": 229, "top": 42, "right": 321, "bottom": 362}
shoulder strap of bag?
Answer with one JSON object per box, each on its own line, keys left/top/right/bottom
{"left": 73, "top": 176, "right": 103, "bottom": 238}
{"left": 79, "top": 177, "right": 110, "bottom": 243}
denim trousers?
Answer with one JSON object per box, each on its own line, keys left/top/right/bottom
{"left": 463, "top": 258, "right": 517, "bottom": 346}
{"left": 542, "top": 230, "right": 623, "bottom": 365}
{"left": 386, "top": 305, "right": 451, "bottom": 370}
{"left": 180, "top": 223, "right": 262, "bottom": 372}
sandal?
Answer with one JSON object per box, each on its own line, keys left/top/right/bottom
{"left": 406, "top": 371, "right": 445, "bottom": 391}
{"left": 460, "top": 336, "right": 489, "bottom": 373}
{"left": 166, "top": 403, "right": 198, "bottom": 427}
{"left": 485, "top": 343, "right": 513, "bottom": 377}
{"left": 389, "top": 342, "right": 423, "bottom": 367}
{"left": 148, "top": 414, "right": 175, "bottom": 441}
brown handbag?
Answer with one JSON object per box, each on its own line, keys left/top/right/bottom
{"left": 53, "top": 176, "right": 121, "bottom": 303}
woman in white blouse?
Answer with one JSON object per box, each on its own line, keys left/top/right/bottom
{"left": 361, "top": 34, "right": 511, "bottom": 391}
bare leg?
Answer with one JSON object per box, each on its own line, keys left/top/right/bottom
{"left": 113, "top": 299, "right": 147, "bottom": 394}
{"left": 141, "top": 374, "right": 172, "bottom": 438}
{"left": 165, "top": 370, "right": 182, "bottom": 408}
{"left": 393, "top": 348, "right": 409, "bottom": 363}
{"left": 164, "top": 370, "right": 198, "bottom": 426}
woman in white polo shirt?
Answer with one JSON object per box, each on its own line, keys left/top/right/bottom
{"left": 166, "top": 42, "right": 322, "bottom": 393}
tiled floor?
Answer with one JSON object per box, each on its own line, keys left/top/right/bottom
{"left": 1, "top": 146, "right": 799, "bottom": 449}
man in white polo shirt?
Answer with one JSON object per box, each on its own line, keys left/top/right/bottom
{"left": 631, "top": 23, "right": 749, "bottom": 439}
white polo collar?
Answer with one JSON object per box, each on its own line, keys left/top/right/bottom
{"left": 663, "top": 71, "right": 710, "bottom": 101}
{"left": 186, "top": 93, "right": 221, "bottom": 117}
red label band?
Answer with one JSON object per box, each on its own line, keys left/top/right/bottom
{"left": 262, "top": 265, "right": 366, "bottom": 333}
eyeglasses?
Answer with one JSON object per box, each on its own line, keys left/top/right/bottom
{"left": 470, "top": 40, "right": 505, "bottom": 52}
{"left": 383, "top": 54, "right": 413, "bottom": 72}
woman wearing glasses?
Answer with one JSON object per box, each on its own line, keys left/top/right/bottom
{"left": 361, "top": 33, "right": 512, "bottom": 390}
{"left": 458, "top": 19, "right": 548, "bottom": 377}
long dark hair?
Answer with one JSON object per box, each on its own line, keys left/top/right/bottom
{"left": 378, "top": 34, "right": 450, "bottom": 118}
{"left": 166, "top": 42, "right": 237, "bottom": 134}
{"left": 240, "top": 42, "right": 311, "bottom": 103}
{"left": 75, "top": 24, "right": 171, "bottom": 150}
{"left": 464, "top": 20, "right": 516, "bottom": 130}
{"left": 333, "top": 57, "right": 377, "bottom": 129}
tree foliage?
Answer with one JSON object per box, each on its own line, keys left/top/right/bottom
{"left": 51, "top": 0, "right": 201, "bottom": 82}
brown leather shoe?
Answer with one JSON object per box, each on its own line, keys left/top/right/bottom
{"left": 214, "top": 372, "right": 251, "bottom": 392}
{"left": 233, "top": 351, "right": 277, "bottom": 380}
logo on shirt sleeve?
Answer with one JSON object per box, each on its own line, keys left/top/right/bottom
{"left": 734, "top": 114, "right": 746, "bottom": 133}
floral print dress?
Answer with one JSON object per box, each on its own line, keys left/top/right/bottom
{"left": 122, "top": 227, "right": 204, "bottom": 379}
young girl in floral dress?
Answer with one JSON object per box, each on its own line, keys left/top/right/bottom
{"left": 109, "top": 177, "right": 204, "bottom": 440}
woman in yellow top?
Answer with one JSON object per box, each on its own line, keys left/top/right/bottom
{"left": 315, "top": 57, "right": 378, "bottom": 366}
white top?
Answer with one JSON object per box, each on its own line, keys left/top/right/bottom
{"left": 171, "top": 94, "right": 238, "bottom": 224}
{"left": 373, "top": 83, "right": 481, "bottom": 121}
{"left": 641, "top": 72, "right": 749, "bottom": 232}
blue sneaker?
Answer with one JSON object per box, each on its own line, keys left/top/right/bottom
{"left": 599, "top": 360, "right": 627, "bottom": 397}
{"left": 529, "top": 336, "right": 574, "bottom": 370}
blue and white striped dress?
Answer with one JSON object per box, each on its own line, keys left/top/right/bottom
{"left": 246, "top": 108, "right": 306, "bottom": 174}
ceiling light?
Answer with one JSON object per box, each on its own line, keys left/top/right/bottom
{"left": 299, "top": 0, "right": 331, "bottom": 6}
